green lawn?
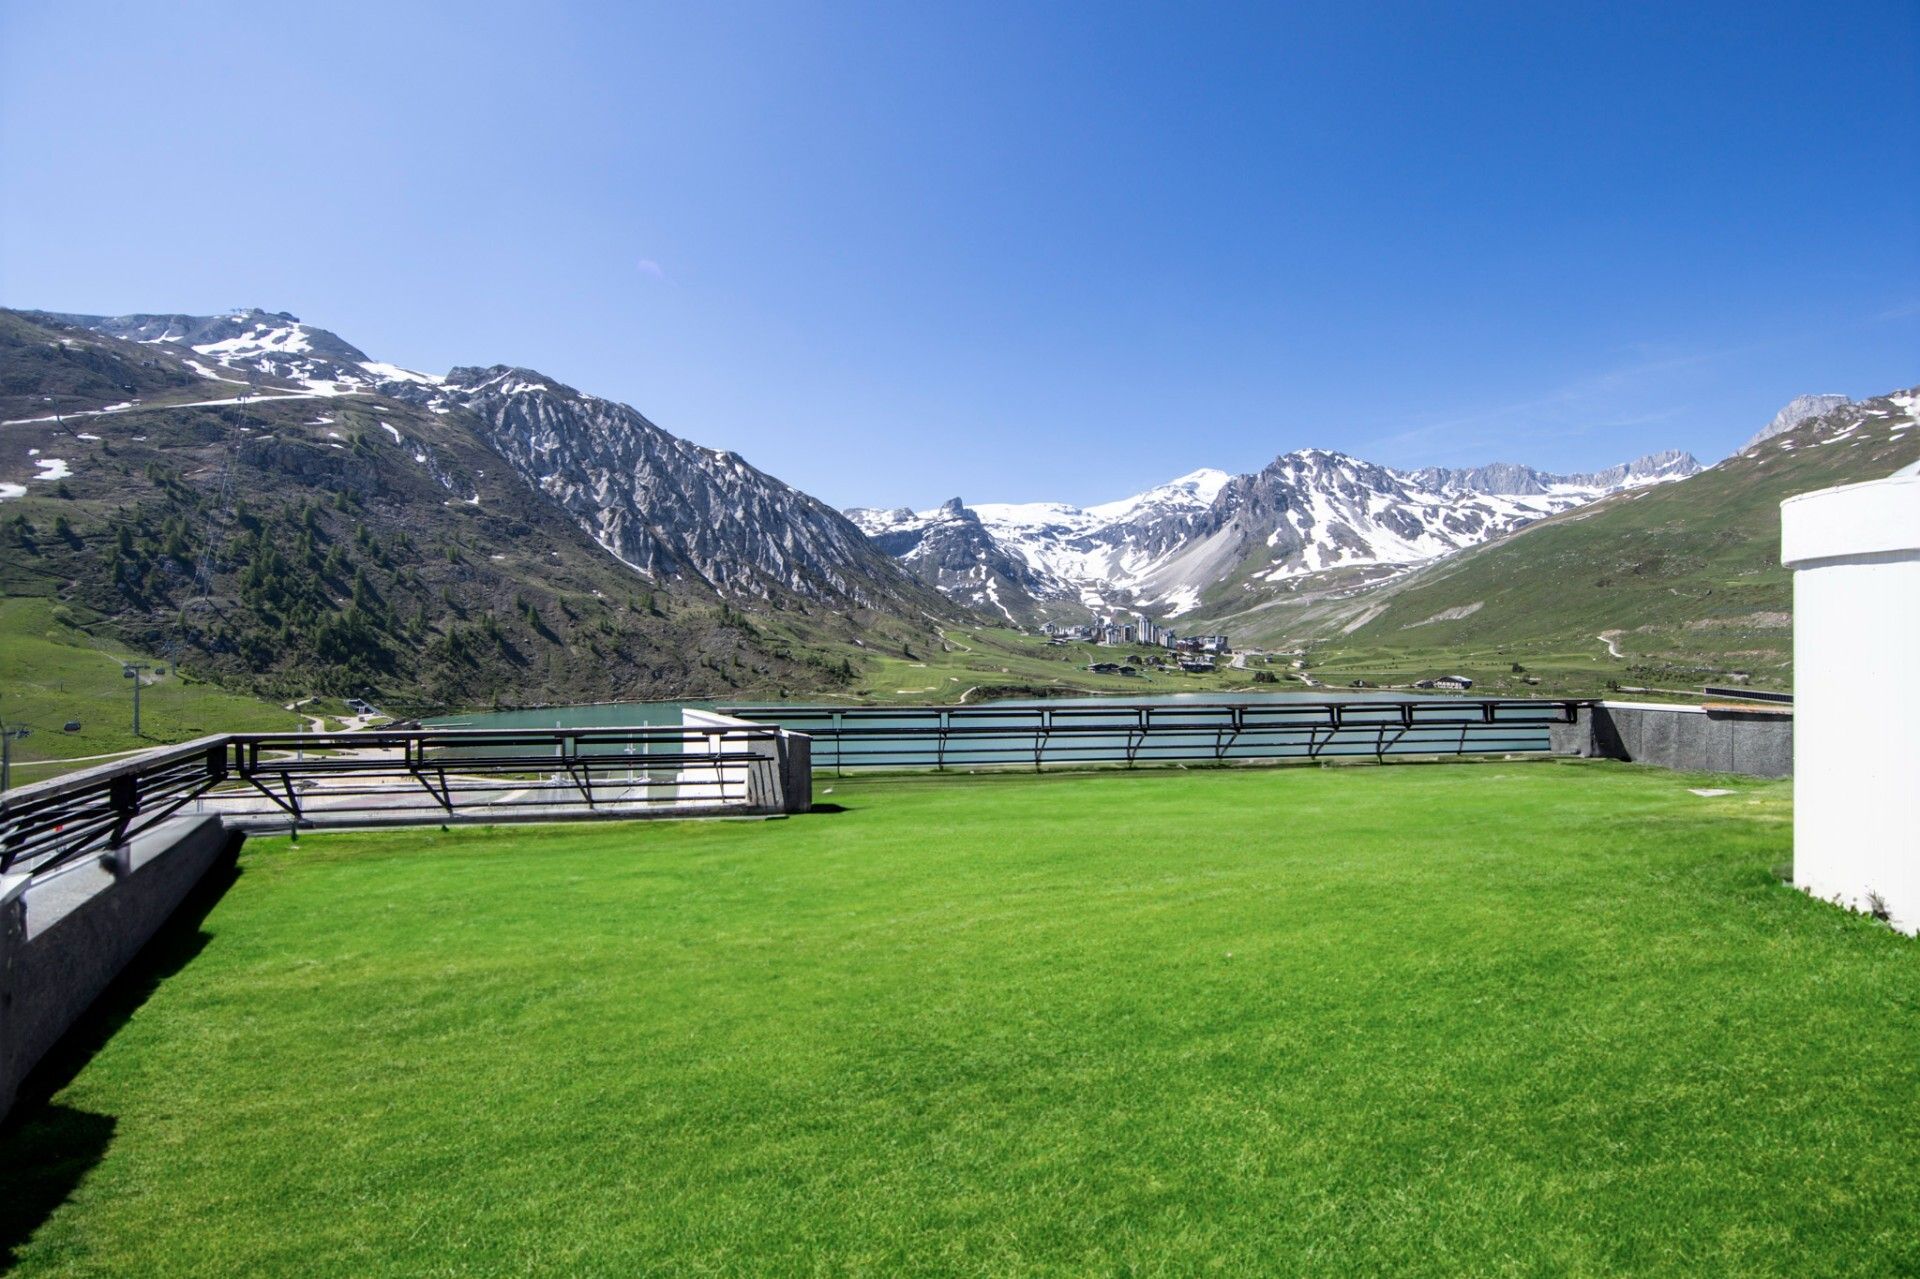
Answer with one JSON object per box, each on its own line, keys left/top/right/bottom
{"left": 4, "top": 762, "right": 1916, "bottom": 1276}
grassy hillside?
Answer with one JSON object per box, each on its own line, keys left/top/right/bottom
{"left": 0, "top": 597, "right": 303, "bottom": 781}
{"left": 1195, "top": 388, "right": 1918, "bottom": 696}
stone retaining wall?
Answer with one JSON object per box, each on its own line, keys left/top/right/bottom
{"left": 1, "top": 814, "right": 240, "bottom": 1121}
{"left": 1550, "top": 701, "right": 1792, "bottom": 779}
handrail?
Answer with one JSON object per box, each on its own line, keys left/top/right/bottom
{"left": 720, "top": 698, "right": 1587, "bottom": 774}
{"left": 0, "top": 723, "right": 793, "bottom": 880}
{"left": 1, "top": 699, "right": 1588, "bottom": 878}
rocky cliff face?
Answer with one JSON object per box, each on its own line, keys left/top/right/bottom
{"left": 1408, "top": 450, "right": 1700, "bottom": 496}
{"left": 845, "top": 498, "right": 1062, "bottom": 622}
{"left": 442, "top": 365, "right": 931, "bottom": 609}
{"left": 1743, "top": 394, "right": 1852, "bottom": 452}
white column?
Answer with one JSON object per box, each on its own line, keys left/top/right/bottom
{"left": 1780, "top": 468, "right": 1920, "bottom": 933}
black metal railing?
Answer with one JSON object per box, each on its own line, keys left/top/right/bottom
{"left": 0, "top": 724, "right": 788, "bottom": 880}
{"left": 0, "top": 736, "right": 234, "bottom": 880}
{"left": 1, "top": 700, "right": 1587, "bottom": 880}
{"left": 721, "top": 699, "right": 1585, "bottom": 773}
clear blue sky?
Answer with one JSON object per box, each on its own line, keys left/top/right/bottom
{"left": 2, "top": 2, "right": 1915, "bottom": 509}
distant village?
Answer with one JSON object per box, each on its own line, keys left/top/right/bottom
{"left": 1037, "top": 614, "right": 1478, "bottom": 691}
{"left": 1040, "top": 614, "right": 1231, "bottom": 674}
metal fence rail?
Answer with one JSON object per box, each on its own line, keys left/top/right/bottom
{"left": 0, "top": 736, "right": 233, "bottom": 880}
{"left": 721, "top": 699, "right": 1586, "bottom": 773}
{"left": 2, "top": 700, "right": 1587, "bottom": 880}
{"left": 0, "top": 724, "right": 786, "bottom": 880}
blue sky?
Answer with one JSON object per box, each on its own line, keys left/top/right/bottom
{"left": 2, "top": 2, "right": 1915, "bottom": 509}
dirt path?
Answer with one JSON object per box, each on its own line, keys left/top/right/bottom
{"left": 7, "top": 744, "right": 157, "bottom": 772}
{"left": 3, "top": 388, "right": 362, "bottom": 427}
{"left": 1598, "top": 632, "right": 1624, "bottom": 659}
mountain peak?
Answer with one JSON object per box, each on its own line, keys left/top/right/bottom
{"left": 1743, "top": 393, "right": 1852, "bottom": 452}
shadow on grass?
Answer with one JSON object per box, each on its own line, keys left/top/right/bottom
{"left": 0, "top": 1104, "right": 115, "bottom": 1268}
{"left": 806, "top": 802, "right": 852, "bottom": 814}
{"left": 0, "top": 845, "right": 240, "bottom": 1266}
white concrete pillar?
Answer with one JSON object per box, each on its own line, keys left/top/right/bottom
{"left": 1780, "top": 468, "right": 1920, "bottom": 933}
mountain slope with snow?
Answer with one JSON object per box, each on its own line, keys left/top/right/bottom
{"left": 1266, "top": 385, "right": 1920, "bottom": 680}
{"left": 442, "top": 363, "right": 926, "bottom": 607}
{"left": 853, "top": 451, "right": 1701, "bottom": 623}
{"left": 1741, "top": 393, "right": 1852, "bottom": 453}
{"left": 34, "top": 308, "right": 954, "bottom": 621}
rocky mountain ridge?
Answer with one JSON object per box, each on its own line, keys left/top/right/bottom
{"left": 33, "top": 308, "right": 951, "bottom": 620}
{"left": 0, "top": 306, "right": 958, "bottom": 707}
{"left": 852, "top": 447, "right": 1703, "bottom": 623}
{"left": 1741, "top": 393, "right": 1852, "bottom": 452}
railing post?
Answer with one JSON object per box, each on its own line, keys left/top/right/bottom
{"left": 107, "top": 773, "right": 139, "bottom": 853}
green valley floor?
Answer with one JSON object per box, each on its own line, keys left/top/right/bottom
{"left": 3, "top": 761, "right": 1915, "bottom": 1276}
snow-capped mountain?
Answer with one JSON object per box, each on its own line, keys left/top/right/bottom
{"left": 848, "top": 469, "right": 1230, "bottom": 620}
{"left": 43, "top": 308, "right": 402, "bottom": 393}
{"left": 41, "top": 308, "right": 954, "bottom": 617}
{"left": 1408, "top": 449, "right": 1700, "bottom": 495}
{"left": 852, "top": 449, "right": 1701, "bottom": 622}
{"left": 30, "top": 305, "right": 1709, "bottom": 633}
{"left": 847, "top": 498, "right": 1058, "bottom": 623}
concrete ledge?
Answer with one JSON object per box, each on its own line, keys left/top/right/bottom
{"left": 1551, "top": 701, "right": 1792, "bottom": 779}
{"left": 680, "top": 710, "right": 812, "bottom": 814}
{"left": 1, "top": 814, "right": 239, "bottom": 1122}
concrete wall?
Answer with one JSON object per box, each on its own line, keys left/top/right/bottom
{"left": 1551, "top": 701, "right": 1793, "bottom": 779}
{"left": 1782, "top": 471, "right": 1920, "bottom": 934}
{"left": 1, "top": 814, "right": 239, "bottom": 1121}
{"left": 678, "top": 710, "right": 812, "bottom": 814}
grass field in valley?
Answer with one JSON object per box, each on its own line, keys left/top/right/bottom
{"left": 0, "top": 597, "right": 302, "bottom": 777}
{"left": 4, "top": 762, "right": 1917, "bottom": 1276}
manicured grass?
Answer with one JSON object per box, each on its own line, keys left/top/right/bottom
{"left": 4, "top": 762, "right": 1916, "bottom": 1275}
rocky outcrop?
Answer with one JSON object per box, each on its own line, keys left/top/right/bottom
{"left": 443, "top": 366, "right": 939, "bottom": 611}
{"left": 1743, "top": 394, "right": 1852, "bottom": 452}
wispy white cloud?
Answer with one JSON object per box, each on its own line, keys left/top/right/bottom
{"left": 636, "top": 258, "right": 666, "bottom": 280}
{"left": 1352, "top": 341, "right": 1762, "bottom": 465}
